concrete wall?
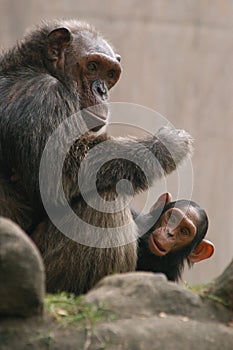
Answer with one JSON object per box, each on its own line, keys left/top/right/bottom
{"left": 0, "top": 0, "right": 232, "bottom": 284}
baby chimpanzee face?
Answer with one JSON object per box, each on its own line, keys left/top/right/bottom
{"left": 149, "top": 206, "right": 199, "bottom": 256}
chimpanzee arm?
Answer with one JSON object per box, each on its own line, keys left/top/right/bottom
{"left": 63, "top": 126, "right": 193, "bottom": 200}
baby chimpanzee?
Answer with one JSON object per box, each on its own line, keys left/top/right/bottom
{"left": 135, "top": 193, "right": 214, "bottom": 281}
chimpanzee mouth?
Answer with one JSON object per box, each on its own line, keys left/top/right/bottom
{"left": 149, "top": 235, "right": 167, "bottom": 256}
{"left": 81, "top": 109, "right": 109, "bottom": 131}
{"left": 82, "top": 109, "right": 108, "bottom": 121}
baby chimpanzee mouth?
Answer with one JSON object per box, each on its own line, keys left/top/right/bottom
{"left": 149, "top": 234, "right": 167, "bottom": 256}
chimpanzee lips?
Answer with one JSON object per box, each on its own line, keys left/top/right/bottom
{"left": 149, "top": 234, "right": 167, "bottom": 257}
{"left": 81, "top": 108, "right": 108, "bottom": 131}
{"left": 82, "top": 109, "right": 107, "bottom": 121}
{"left": 87, "top": 109, "right": 108, "bottom": 121}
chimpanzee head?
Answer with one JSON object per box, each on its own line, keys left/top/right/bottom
{"left": 45, "top": 22, "right": 122, "bottom": 131}
{"left": 137, "top": 193, "right": 214, "bottom": 281}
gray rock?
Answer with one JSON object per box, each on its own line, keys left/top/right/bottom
{"left": 93, "top": 316, "right": 233, "bottom": 350}
{"left": 0, "top": 217, "right": 45, "bottom": 317}
{"left": 84, "top": 272, "right": 232, "bottom": 323}
{"left": 0, "top": 271, "right": 232, "bottom": 349}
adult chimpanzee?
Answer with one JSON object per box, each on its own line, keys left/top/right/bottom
{"left": 136, "top": 193, "right": 214, "bottom": 281}
{"left": 0, "top": 20, "right": 193, "bottom": 294}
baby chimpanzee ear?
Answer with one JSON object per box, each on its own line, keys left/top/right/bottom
{"left": 150, "top": 192, "right": 172, "bottom": 212}
{"left": 188, "top": 239, "right": 215, "bottom": 263}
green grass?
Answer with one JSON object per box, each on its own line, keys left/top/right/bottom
{"left": 185, "top": 282, "right": 229, "bottom": 307}
{"left": 45, "top": 292, "right": 109, "bottom": 326}
{"left": 186, "top": 283, "right": 207, "bottom": 296}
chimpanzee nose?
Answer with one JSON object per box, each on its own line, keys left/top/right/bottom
{"left": 167, "top": 229, "right": 175, "bottom": 238}
{"left": 92, "top": 80, "right": 108, "bottom": 97}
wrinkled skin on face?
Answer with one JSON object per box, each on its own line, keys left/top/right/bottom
{"left": 47, "top": 27, "right": 122, "bottom": 131}
{"left": 148, "top": 206, "right": 199, "bottom": 257}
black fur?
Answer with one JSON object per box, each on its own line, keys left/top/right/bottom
{"left": 0, "top": 20, "right": 194, "bottom": 294}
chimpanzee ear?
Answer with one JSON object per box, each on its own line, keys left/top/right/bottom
{"left": 47, "top": 27, "right": 72, "bottom": 60}
{"left": 116, "top": 54, "right": 121, "bottom": 62}
{"left": 150, "top": 192, "right": 172, "bottom": 212}
{"left": 188, "top": 239, "right": 215, "bottom": 263}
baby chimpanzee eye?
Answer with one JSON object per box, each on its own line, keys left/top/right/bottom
{"left": 180, "top": 227, "right": 190, "bottom": 235}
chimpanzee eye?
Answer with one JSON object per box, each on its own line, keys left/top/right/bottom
{"left": 87, "top": 61, "right": 98, "bottom": 71}
{"left": 180, "top": 227, "right": 190, "bottom": 235}
{"left": 107, "top": 70, "right": 115, "bottom": 79}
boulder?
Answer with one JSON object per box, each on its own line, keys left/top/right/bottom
{"left": 84, "top": 272, "right": 232, "bottom": 323}
{"left": 0, "top": 217, "right": 45, "bottom": 317}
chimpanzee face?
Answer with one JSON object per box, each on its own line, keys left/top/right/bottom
{"left": 148, "top": 206, "right": 199, "bottom": 257}
{"left": 46, "top": 27, "right": 122, "bottom": 131}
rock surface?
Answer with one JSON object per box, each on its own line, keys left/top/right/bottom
{"left": 93, "top": 316, "right": 233, "bottom": 350}
{"left": 0, "top": 217, "right": 45, "bottom": 317}
{"left": 84, "top": 272, "right": 231, "bottom": 323}
{"left": 0, "top": 272, "right": 232, "bottom": 349}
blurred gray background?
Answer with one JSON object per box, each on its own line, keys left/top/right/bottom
{"left": 0, "top": 0, "right": 232, "bottom": 284}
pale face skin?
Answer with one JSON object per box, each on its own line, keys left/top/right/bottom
{"left": 148, "top": 206, "right": 199, "bottom": 257}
